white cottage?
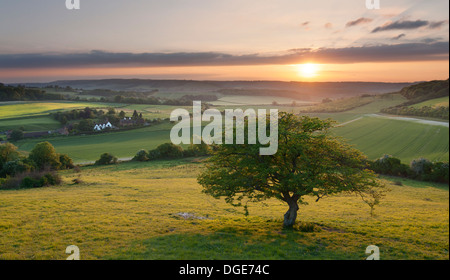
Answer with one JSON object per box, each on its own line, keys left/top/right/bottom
{"left": 94, "top": 122, "right": 113, "bottom": 131}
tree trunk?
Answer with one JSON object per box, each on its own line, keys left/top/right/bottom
{"left": 283, "top": 199, "right": 299, "bottom": 228}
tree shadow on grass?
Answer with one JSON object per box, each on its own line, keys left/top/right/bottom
{"left": 106, "top": 224, "right": 357, "bottom": 260}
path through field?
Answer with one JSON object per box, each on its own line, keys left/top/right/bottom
{"left": 340, "top": 114, "right": 449, "bottom": 127}
{"left": 367, "top": 114, "right": 449, "bottom": 127}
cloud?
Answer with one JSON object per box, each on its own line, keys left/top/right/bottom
{"left": 346, "top": 17, "right": 373, "bottom": 27}
{"left": 392, "top": 34, "right": 406, "bottom": 40}
{"left": 372, "top": 20, "right": 449, "bottom": 33}
{"left": 421, "top": 37, "right": 444, "bottom": 43}
{"left": 324, "top": 23, "right": 333, "bottom": 29}
{"left": 428, "top": 20, "right": 449, "bottom": 29}
{"left": 372, "top": 20, "right": 429, "bottom": 33}
{"left": 300, "top": 21, "right": 310, "bottom": 30}
{"left": 0, "top": 42, "right": 448, "bottom": 69}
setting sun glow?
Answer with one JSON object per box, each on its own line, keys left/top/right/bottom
{"left": 298, "top": 63, "right": 320, "bottom": 78}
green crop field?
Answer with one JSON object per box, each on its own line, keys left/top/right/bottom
{"left": 0, "top": 159, "right": 447, "bottom": 260}
{"left": 0, "top": 101, "right": 121, "bottom": 120}
{"left": 333, "top": 115, "right": 449, "bottom": 163}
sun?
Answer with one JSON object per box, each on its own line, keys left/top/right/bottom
{"left": 298, "top": 63, "right": 320, "bottom": 78}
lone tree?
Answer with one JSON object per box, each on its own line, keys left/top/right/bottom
{"left": 198, "top": 113, "right": 386, "bottom": 227}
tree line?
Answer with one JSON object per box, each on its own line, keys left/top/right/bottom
{"left": 0, "top": 83, "right": 64, "bottom": 101}
{"left": 368, "top": 155, "right": 449, "bottom": 184}
{"left": 381, "top": 105, "right": 449, "bottom": 120}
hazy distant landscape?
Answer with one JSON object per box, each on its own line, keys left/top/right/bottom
{"left": 1, "top": 0, "right": 449, "bottom": 263}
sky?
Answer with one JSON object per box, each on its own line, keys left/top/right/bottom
{"left": 0, "top": 0, "right": 448, "bottom": 83}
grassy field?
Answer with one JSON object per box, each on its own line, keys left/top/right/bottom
{"left": 0, "top": 101, "right": 121, "bottom": 119}
{"left": 0, "top": 116, "right": 61, "bottom": 132}
{"left": 14, "top": 122, "right": 174, "bottom": 163}
{"left": 411, "top": 96, "right": 449, "bottom": 109}
{"left": 0, "top": 159, "right": 447, "bottom": 260}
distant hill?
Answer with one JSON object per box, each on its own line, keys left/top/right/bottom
{"left": 381, "top": 79, "right": 449, "bottom": 120}
{"left": 399, "top": 79, "right": 449, "bottom": 102}
{"left": 14, "top": 79, "right": 413, "bottom": 101}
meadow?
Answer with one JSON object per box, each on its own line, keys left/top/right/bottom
{"left": 0, "top": 159, "right": 447, "bottom": 260}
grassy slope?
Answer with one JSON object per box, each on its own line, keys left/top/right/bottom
{"left": 333, "top": 116, "right": 449, "bottom": 163}
{"left": 411, "top": 96, "right": 449, "bottom": 109}
{"left": 0, "top": 159, "right": 447, "bottom": 260}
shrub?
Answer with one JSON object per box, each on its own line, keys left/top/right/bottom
{"left": 0, "top": 159, "right": 33, "bottom": 177}
{"left": 59, "top": 154, "right": 74, "bottom": 170}
{"left": 21, "top": 177, "right": 42, "bottom": 189}
{"left": 430, "top": 162, "right": 449, "bottom": 184}
{"left": 133, "top": 149, "right": 149, "bottom": 162}
{"left": 184, "top": 142, "right": 211, "bottom": 157}
{"left": 155, "top": 143, "right": 184, "bottom": 159}
{"left": 370, "top": 155, "right": 410, "bottom": 177}
{"left": 147, "top": 149, "right": 162, "bottom": 160}
{"left": 410, "top": 158, "right": 433, "bottom": 179}
{"left": 95, "top": 153, "right": 118, "bottom": 165}
{"left": 1, "top": 171, "right": 62, "bottom": 190}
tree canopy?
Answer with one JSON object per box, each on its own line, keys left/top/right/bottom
{"left": 198, "top": 112, "right": 386, "bottom": 227}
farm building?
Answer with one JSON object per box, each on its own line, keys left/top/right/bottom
{"left": 120, "top": 117, "right": 144, "bottom": 127}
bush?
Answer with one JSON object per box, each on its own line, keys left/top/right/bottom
{"left": 410, "top": 158, "right": 433, "bottom": 179}
{"left": 430, "top": 162, "right": 449, "bottom": 184}
{"left": 184, "top": 142, "right": 211, "bottom": 157}
{"left": 155, "top": 143, "right": 184, "bottom": 159}
{"left": 133, "top": 149, "right": 149, "bottom": 162}
{"left": 0, "top": 159, "right": 33, "bottom": 177}
{"left": 1, "top": 171, "right": 62, "bottom": 190}
{"left": 147, "top": 149, "right": 162, "bottom": 160}
{"left": 95, "top": 153, "right": 118, "bottom": 165}
{"left": 59, "top": 154, "right": 74, "bottom": 169}
{"left": 370, "top": 155, "right": 410, "bottom": 177}
{"left": 20, "top": 177, "right": 42, "bottom": 189}
{"left": 368, "top": 155, "right": 449, "bottom": 184}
